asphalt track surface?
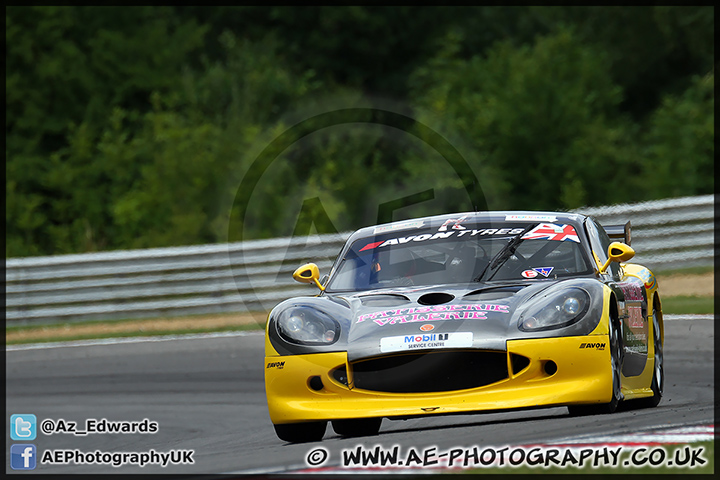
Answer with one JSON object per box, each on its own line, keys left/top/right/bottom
{"left": 5, "top": 316, "right": 714, "bottom": 475}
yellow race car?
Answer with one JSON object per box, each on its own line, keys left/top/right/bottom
{"left": 265, "top": 211, "right": 664, "bottom": 442}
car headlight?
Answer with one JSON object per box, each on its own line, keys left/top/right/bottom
{"left": 519, "top": 287, "right": 590, "bottom": 331}
{"left": 275, "top": 307, "right": 341, "bottom": 345}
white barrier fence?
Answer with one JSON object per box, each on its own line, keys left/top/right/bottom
{"left": 5, "top": 194, "right": 715, "bottom": 324}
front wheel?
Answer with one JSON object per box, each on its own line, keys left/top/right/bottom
{"left": 331, "top": 418, "right": 382, "bottom": 437}
{"left": 569, "top": 316, "right": 622, "bottom": 416}
{"left": 273, "top": 422, "right": 326, "bottom": 443}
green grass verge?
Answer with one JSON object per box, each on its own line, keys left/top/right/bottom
{"left": 662, "top": 296, "right": 715, "bottom": 315}
{"left": 459, "top": 441, "right": 713, "bottom": 475}
{"left": 6, "top": 323, "right": 265, "bottom": 346}
{"left": 655, "top": 265, "right": 714, "bottom": 276}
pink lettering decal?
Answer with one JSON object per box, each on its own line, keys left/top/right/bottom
{"left": 466, "top": 304, "right": 509, "bottom": 313}
{"left": 486, "top": 304, "right": 510, "bottom": 312}
{"left": 469, "top": 304, "right": 489, "bottom": 311}
{"left": 387, "top": 316, "right": 407, "bottom": 325}
{"left": 358, "top": 311, "right": 383, "bottom": 323}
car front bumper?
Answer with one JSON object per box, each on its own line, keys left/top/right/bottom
{"left": 265, "top": 334, "right": 613, "bottom": 425}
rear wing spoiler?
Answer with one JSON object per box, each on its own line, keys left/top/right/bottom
{"left": 603, "top": 221, "right": 631, "bottom": 246}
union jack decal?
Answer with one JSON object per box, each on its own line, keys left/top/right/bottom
{"left": 522, "top": 223, "right": 580, "bottom": 243}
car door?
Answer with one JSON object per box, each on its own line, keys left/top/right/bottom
{"left": 584, "top": 218, "right": 649, "bottom": 377}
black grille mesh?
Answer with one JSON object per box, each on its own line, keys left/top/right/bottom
{"left": 348, "top": 351, "right": 509, "bottom": 393}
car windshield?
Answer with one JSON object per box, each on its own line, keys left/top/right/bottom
{"left": 326, "top": 222, "right": 593, "bottom": 292}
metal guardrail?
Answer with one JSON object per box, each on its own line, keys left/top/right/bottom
{"left": 573, "top": 194, "right": 715, "bottom": 271}
{"left": 5, "top": 194, "right": 715, "bottom": 324}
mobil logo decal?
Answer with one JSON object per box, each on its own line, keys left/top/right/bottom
{"left": 405, "top": 334, "right": 436, "bottom": 343}
{"left": 404, "top": 333, "right": 449, "bottom": 343}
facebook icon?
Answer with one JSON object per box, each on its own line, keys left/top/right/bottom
{"left": 11, "top": 444, "right": 37, "bottom": 470}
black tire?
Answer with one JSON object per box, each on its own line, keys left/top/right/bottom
{"left": 331, "top": 418, "right": 382, "bottom": 437}
{"left": 634, "top": 305, "right": 664, "bottom": 408}
{"left": 568, "top": 315, "right": 622, "bottom": 416}
{"left": 273, "top": 421, "right": 326, "bottom": 443}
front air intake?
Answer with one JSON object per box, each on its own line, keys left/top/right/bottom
{"left": 510, "top": 353, "right": 531, "bottom": 375}
{"left": 349, "top": 351, "right": 508, "bottom": 393}
{"left": 417, "top": 292, "right": 454, "bottom": 305}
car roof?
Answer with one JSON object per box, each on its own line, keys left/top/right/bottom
{"left": 347, "top": 210, "right": 588, "bottom": 243}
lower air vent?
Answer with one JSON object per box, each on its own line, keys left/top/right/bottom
{"left": 510, "top": 353, "right": 531, "bottom": 374}
{"left": 332, "top": 365, "right": 349, "bottom": 386}
{"left": 351, "top": 351, "right": 508, "bottom": 393}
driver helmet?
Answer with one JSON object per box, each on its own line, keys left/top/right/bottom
{"left": 447, "top": 245, "right": 479, "bottom": 282}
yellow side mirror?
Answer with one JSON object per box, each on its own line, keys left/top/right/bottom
{"left": 292, "top": 263, "right": 325, "bottom": 291}
{"left": 599, "top": 242, "right": 635, "bottom": 273}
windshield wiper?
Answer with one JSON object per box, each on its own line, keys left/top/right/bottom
{"left": 474, "top": 223, "right": 537, "bottom": 282}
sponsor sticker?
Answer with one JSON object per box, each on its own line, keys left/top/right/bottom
{"left": 533, "top": 267, "right": 554, "bottom": 277}
{"left": 627, "top": 305, "right": 644, "bottom": 328}
{"left": 358, "top": 228, "right": 527, "bottom": 252}
{"left": 521, "top": 269, "right": 538, "bottom": 279}
{"left": 505, "top": 214, "right": 557, "bottom": 222}
{"left": 357, "top": 304, "right": 510, "bottom": 325}
{"left": 637, "top": 269, "right": 656, "bottom": 290}
{"left": 579, "top": 342, "right": 606, "bottom": 350}
{"left": 419, "top": 324, "right": 434, "bottom": 332}
{"left": 380, "top": 332, "right": 473, "bottom": 353}
{"left": 521, "top": 223, "right": 580, "bottom": 243}
{"left": 266, "top": 361, "right": 286, "bottom": 369}
{"left": 438, "top": 215, "right": 469, "bottom": 231}
{"left": 374, "top": 220, "right": 425, "bottom": 234}
{"left": 619, "top": 282, "right": 644, "bottom": 302}
{"left": 626, "top": 331, "right": 647, "bottom": 342}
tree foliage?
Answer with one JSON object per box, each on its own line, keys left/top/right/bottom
{"left": 5, "top": 6, "right": 714, "bottom": 257}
